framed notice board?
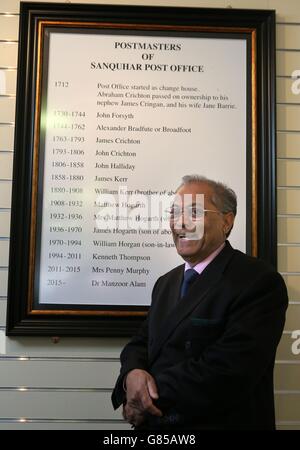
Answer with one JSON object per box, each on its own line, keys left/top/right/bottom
{"left": 6, "top": 3, "right": 276, "bottom": 336}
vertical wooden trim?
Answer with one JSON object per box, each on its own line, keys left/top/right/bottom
{"left": 252, "top": 29, "right": 258, "bottom": 257}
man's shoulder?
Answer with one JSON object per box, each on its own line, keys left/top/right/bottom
{"left": 159, "top": 263, "right": 185, "bottom": 281}
{"left": 230, "top": 247, "right": 277, "bottom": 275}
{"left": 226, "top": 246, "right": 286, "bottom": 293}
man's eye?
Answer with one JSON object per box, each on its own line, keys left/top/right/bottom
{"left": 191, "top": 208, "right": 204, "bottom": 217}
{"left": 170, "top": 208, "right": 181, "bottom": 216}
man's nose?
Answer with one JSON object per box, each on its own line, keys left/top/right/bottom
{"left": 179, "top": 212, "right": 196, "bottom": 231}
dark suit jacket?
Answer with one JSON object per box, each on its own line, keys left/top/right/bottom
{"left": 111, "top": 241, "right": 288, "bottom": 430}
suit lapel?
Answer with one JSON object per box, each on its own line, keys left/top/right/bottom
{"left": 159, "top": 265, "right": 184, "bottom": 315}
{"left": 149, "top": 241, "right": 235, "bottom": 365}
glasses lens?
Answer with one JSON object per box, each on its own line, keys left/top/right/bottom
{"left": 188, "top": 206, "right": 204, "bottom": 220}
{"left": 167, "top": 207, "right": 181, "bottom": 220}
{"left": 167, "top": 206, "right": 204, "bottom": 221}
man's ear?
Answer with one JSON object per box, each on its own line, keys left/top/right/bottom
{"left": 223, "top": 212, "right": 235, "bottom": 236}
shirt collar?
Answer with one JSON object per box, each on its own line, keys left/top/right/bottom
{"left": 184, "top": 242, "right": 226, "bottom": 275}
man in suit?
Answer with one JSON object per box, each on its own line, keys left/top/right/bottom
{"left": 111, "top": 175, "right": 288, "bottom": 430}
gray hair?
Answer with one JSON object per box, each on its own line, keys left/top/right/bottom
{"left": 177, "top": 175, "right": 237, "bottom": 237}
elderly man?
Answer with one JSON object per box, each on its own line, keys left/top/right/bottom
{"left": 111, "top": 175, "right": 288, "bottom": 430}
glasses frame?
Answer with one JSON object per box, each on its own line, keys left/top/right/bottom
{"left": 167, "top": 207, "right": 222, "bottom": 220}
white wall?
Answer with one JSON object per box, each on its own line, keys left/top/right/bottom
{"left": 0, "top": 0, "right": 300, "bottom": 429}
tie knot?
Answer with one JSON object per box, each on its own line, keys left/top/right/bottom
{"left": 184, "top": 269, "right": 198, "bottom": 283}
{"left": 181, "top": 269, "right": 199, "bottom": 297}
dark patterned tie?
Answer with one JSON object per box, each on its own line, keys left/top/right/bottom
{"left": 180, "top": 268, "right": 199, "bottom": 298}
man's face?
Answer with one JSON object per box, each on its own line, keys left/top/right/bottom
{"left": 170, "top": 182, "right": 235, "bottom": 265}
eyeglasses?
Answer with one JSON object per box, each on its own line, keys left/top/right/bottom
{"left": 166, "top": 206, "right": 221, "bottom": 221}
